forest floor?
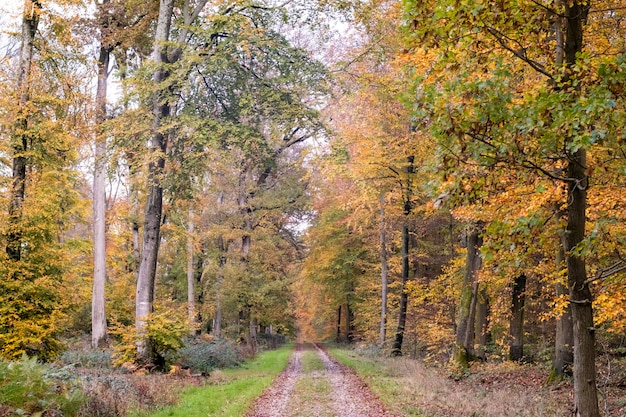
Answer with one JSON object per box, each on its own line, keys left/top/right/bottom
{"left": 245, "top": 343, "right": 397, "bottom": 417}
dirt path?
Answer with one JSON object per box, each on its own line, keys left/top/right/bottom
{"left": 246, "top": 343, "right": 396, "bottom": 417}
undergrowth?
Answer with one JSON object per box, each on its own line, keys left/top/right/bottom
{"left": 148, "top": 344, "right": 292, "bottom": 417}
{"left": 0, "top": 355, "right": 84, "bottom": 417}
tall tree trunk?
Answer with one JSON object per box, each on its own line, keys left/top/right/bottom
{"left": 7, "top": 0, "right": 40, "bottom": 261}
{"left": 391, "top": 221, "right": 410, "bottom": 356}
{"left": 336, "top": 305, "right": 342, "bottom": 343}
{"left": 566, "top": 148, "right": 599, "bottom": 417}
{"left": 474, "top": 286, "right": 489, "bottom": 360}
{"left": 562, "top": 1, "right": 599, "bottom": 414}
{"left": 554, "top": 229, "right": 574, "bottom": 376}
{"left": 509, "top": 274, "right": 526, "bottom": 361}
{"left": 347, "top": 295, "right": 354, "bottom": 343}
{"left": 213, "top": 235, "right": 226, "bottom": 338}
{"left": 379, "top": 195, "right": 389, "bottom": 346}
{"left": 92, "top": 32, "right": 111, "bottom": 349}
{"left": 452, "top": 224, "right": 483, "bottom": 370}
{"left": 187, "top": 209, "right": 196, "bottom": 334}
{"left": 391, "top": 156, "right": 415, "bottom": 357}
{"left": 135, "top": 0, "right": 174, "bottom": 362}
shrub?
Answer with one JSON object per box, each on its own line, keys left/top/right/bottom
{"left": 77, "top": 373, "right": 185, "bottom": 417}
{"left": 176, "top": 339, "right": 243, "bottom": 374}
{"left": 0, "top": 355, "right": 84, "bottom": 416}
{"left": 112, "top": 310, "right": 187, "bottom": 370}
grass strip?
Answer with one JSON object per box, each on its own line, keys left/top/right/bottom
{"left": 301, "top": 350, "right": 326, "bottom": 373}
{"left": 146, "top": 344, "right": 293, "bottom": 417}
{"left": 328, "top": 347, "right": 431, "bottom": 417}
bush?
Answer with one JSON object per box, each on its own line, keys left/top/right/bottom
{"left": 176, "top": 339, "right": 243, "bottom": 374}
{"left": 0, "top": 355, "right": 84, "bottom": 416}
{"left": 77, "top": 372, "right": 191, "bottom": 417}
{"left": 112, "top": 310, "right": 187, "bottom": 370}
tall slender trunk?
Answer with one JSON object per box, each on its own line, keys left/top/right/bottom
{"left": 92, "top": 31, "right": 111, "bottom": 348}
{"left": 7, "top": 0, "right": 40, "bottom": 261}
{"left": 391, "top": 221, "right": 410, "bottom": 356}
{"left": 391, "top": 156, "right": 415, "bottom": 357}
{"left": 187, "top": 209, "right": 196, "bottom": 334}
{"left": 566, "top": 148, "right": 599, "bottom": 417}
{"left": 379, "top": 195, "right": 389, "bottom": 346}
{"left": 562, "top": 1, "right": 599, "bottom": 414}
{"left": 554, "top": 226, "right": 574, "bottom": 376}
{"left": 509, "top": 274, "right": 526, "bottom": 361}
{"left": 336, "top": 305, "right": 342, "bottom": 343}
{"left": 474, "top": 286, "right": 489, "bottom": 359}
{"left": 135, "top": 0, "right": 174, "bottom": 362}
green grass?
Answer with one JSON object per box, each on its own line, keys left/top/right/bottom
{"left": 146, "top": 344, "right": 293, "bottom": 417}
{"left": 328, "top": 347, "right": 431, "bottom": 417}
{"left": 301, "top": 350, "right": 325, "bottom": 373}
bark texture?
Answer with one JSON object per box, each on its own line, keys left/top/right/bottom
{"left": 92, "top": 32, "right": 111, "bottom": 349}
{"left": 391, "top": 156, "right": 415, "bottom": 356}
{"left": 566, "top": 148, "right": 599, "bottom": 417}
{"left": 452, "top": 225, "right": 483, "bottom": 369}
{"left": 563, "top": 2, "right": 599, "bottom": 415}
{"left": 187, "top": 209, "right": 196, "bottom": 333}
{"left": 554, "top": 235, "right": 573, "bottom": 377}
{"left": 135, "top": 0, "right": 174, "bottom": 361}
{"left": 508, "top": 274, "right": 526, "bottom": 361}
{"left": 7, "top": 0, "right": 40, "bottom": 261}
{"left": 391, "top": 221, "right": 409, "bottom": 356}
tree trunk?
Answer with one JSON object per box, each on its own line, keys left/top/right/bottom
{"left": 452, "top": 224, "right": 483, "bottom": 370}
{"left": 336, "top": 305, "right": 342, "bottom": 343}
{"left": 379, "top": 195, "right": 389, "bottom": 346}
{"left": 562, "top": 1, "right": 599, "bottom": 414}
{"left": 391, "top": 221, "right": 410, "bottom": 356}
{"left": 566, "top": 148, "right": 599, "bottom": 417}
{"left": 554, "top": 231, "right": 574, "bottom": 376}
{"left": 474, "top": 286, "right": 489, "bottom": 360}
{"left": 92, "top": 32, "right": 111, "bottom": 349}
{"left": 187, "top": 209, "right": 196, "bottom": 334}
{"left": 135, "top": 0, "right": 174, "bottom": 362}
{"left": 391, "top": 157, "right": 415, "bottom": 356}
{"left": 7, "top": 0, "right": 40, "bottom": 261}
{"left": 347, "top": 296, "right": 354, "bottom": 343}
{"left": 509, "top": 274, "right": 526, "bottom": 361}
{"left": 214, "top": 235, "right": 226, "bottom": 338}
{"left": 249, "top": 316, "right": 258, "bottom": 350}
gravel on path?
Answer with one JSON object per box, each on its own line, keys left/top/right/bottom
{"left": 246, "top": 343, "right": 397, "bottom": 417}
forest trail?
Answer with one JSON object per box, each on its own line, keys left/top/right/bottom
{"left": 245, "top": 343, "right": 396, "bottom": 417}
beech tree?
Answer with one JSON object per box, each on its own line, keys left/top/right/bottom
{"left": 0, "top": 0, "right": 90, "bottom": 359}
{"left": 403, "top": 0, "right": 626, "bottom": 413}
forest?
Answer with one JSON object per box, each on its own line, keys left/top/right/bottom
{"left": 0, "top": 0, "right": 625, "bottom": 416}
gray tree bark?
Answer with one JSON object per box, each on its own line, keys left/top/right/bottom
{"left": 135, "top": 0, "right": 174, "bottom": 362}
{"left": 187, "top": 209, "right": 196, "bottom": 333}
{"left": 135, "top": 0, "right": 207, "bottom": 362}
{"left": 92, "top": 19, "right": 111, "bottom": 348}
{"left": 7, "top": 0, "right": 40, "bottom": 261}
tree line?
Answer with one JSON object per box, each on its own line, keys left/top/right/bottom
{"left": 298, "top": 1, "right": 626, "bottom": 416}
{"left": 1, "top": 0, "right": 625, "bottom": 416}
